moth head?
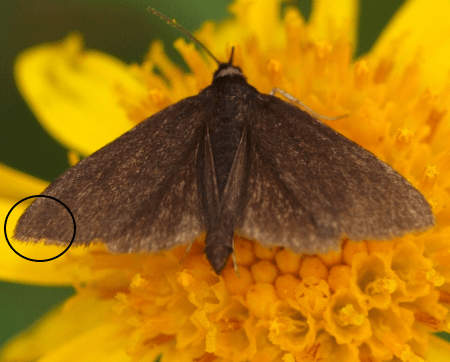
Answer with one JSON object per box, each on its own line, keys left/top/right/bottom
{"left": 213, "top": 48, "right": 245, "bottom": 81}
{"left": 213, "top": 64, "right": 245, "bottom": 81}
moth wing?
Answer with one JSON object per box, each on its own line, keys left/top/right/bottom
{"left": 15, "top": 96, "right": 207, "bottom": 253}
{"left": 239, "top": 95, "right": 434, "bottom": 254}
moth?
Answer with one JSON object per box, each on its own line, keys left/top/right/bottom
{"left": 14, "top": 9, "right": 435, "bottom": 274}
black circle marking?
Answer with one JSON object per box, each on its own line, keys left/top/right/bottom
{"left": 4, "top": 195, "right": 76, "bottom": 262}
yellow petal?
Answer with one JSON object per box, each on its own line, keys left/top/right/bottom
{"left": 1, "top": 201, "right": 92, "bottom": 286}
{"left": 0, "top": 166, "right": 65, "bottom": 284}
{"left": 0, "top": 165, "right": 107, "bottom": 285}
{"left": 0, "top": 163, "right": 48, "bottom": 199}
{"left": 372, "top": 0, "right": 450, "bottom": 93}
{"left": 427, "top": 334, "right": 450, "bottom": 362}
{"left": 14, "top": 33, "right": 147, "bottom": 156}
{"left": 228, "top": 0, "right": 286, "bottom": 51}
{"left": 0, "top": 295, "right": 131, "bottom": 362}
{"left": 309, "top": 0, "right": 359, "bottom": 47}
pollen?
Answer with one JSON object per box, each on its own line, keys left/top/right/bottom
{"left": 104, "top": 226, "right": 448, "bottom": 362}
{"left": 337, "top": 304, "right": 365, "bottom": 326}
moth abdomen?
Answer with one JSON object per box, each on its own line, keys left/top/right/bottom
{"left": 204, "top": 226, "right": 235, "bottom": 274}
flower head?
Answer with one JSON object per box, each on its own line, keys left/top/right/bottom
{"left": 2, "top": 0, "right": 450, "bottom": 361}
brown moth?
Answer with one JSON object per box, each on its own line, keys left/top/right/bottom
{"left": 14, "top": 9, "right": 435, "bottom": 274}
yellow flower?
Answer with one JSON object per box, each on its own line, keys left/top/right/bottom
{"left": 2, "top": 0, "right": 450, "bottom": 361}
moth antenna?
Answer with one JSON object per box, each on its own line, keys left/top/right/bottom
{"left": 147, "top": 7, "right": 221, "bottom": 66}
{"left": 228, "top": 47, "right": 235, "bottom": 65}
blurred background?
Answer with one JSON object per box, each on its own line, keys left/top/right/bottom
{"left": 0, "top": 0, "right": 410, "bottom": 349}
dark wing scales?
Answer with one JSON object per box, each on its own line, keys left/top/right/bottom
{"left": 15, "top": 96, "right": 207, "bottom": 253}
{"left": 239, "top": 94, "right": 434, "bottom": 254}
